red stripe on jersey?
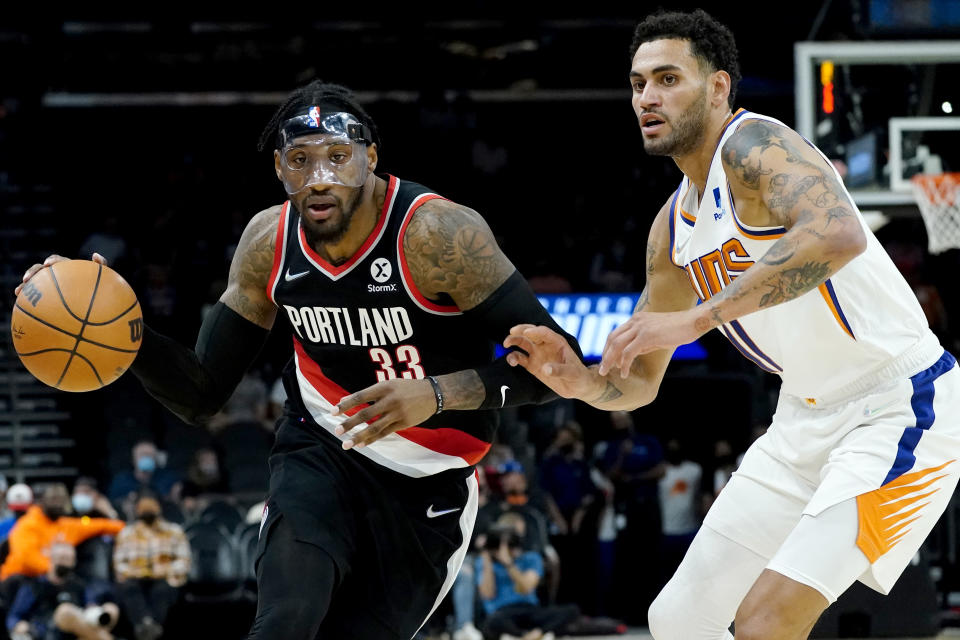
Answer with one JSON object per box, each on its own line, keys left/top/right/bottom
{"left": 293, "top": 338, "right": 489, "bottom": 462}
{"left": 396, "top": 426, "right": 490, "bottom": 465}
{"left": 293, "top": 338, "right": 366, "bottom": 416}
{"left": 397, "top": 194, "right": 461, "bottom": 313}
{"left": 265, "top": 202, "right": 289, "bottom": 305}
{"left": 298, "top": 175, "right": 398, "bottom": 277}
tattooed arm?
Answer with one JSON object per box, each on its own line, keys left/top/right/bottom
{"left": 400, "top": 198, "right": 517, "bottom": 410}
{"left": 508, "top": 197, "right": 699, "bottom": 411}
{"left": 696, "top": 119, "right": 867, "bottom": 331}
{"left": 402, "top": 198, "right": 516, "bottom": 310}
{"left": 596, "top": 121, "right": 867, "bottom": 378}
{"left": 219, "top": 206, "right": 282, "bottom": 328}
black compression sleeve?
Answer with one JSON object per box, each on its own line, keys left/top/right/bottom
{"left": 463, "top": 271, "right": 583, "bottom": 409}
{"left": 129, "top": 302, "right": 270, "bottom": 426}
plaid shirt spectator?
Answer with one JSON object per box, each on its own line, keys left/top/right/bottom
{"left": 113, "top": 518, "right": 191, "bottom": 587}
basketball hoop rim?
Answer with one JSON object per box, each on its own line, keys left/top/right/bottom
{"left": 911, "top": 172, "right": 960, "bottom": 188}
{"left": 911, "top": 172, "right": 960, "bottom": 205}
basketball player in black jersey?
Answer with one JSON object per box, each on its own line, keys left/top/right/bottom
{"left": 16, "top": 81, "right": 579, "bottom": 639}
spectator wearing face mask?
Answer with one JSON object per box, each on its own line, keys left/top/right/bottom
{"left": 107, "top": 442, "right": 181, "bottom": 517}
{"left": 7, "top": 543, "right": 120, "bottom": 640}
{"left": 0, "top": 484, "right": 125, "bottom": 581}
{"left": 113, "top": 493, "right": 190, "bottom": 640}
{"left": 71, "top": 478, "right": 118, "bottom": 520}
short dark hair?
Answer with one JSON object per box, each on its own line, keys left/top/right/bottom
{"left": 258, "top": 80, "right": 381, "bottom": 153}
{"left": 630, "top": 9, "right": 741, "bottom": 108}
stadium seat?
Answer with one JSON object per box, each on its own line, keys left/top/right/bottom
{"left": 198, "top": 500, "right": 245, "bottom": 532}
{"left": 183, "top": 522, "right": 242, "bottom": 602}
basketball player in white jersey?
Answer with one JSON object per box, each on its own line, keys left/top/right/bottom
{"left": 505, "top": 9, "right": 960, "bottom": 640}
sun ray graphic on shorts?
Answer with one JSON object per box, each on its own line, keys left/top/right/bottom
{"left": 856, "top": 460, "right": 954, "bottom": 563}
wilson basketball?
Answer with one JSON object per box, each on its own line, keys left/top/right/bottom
{"left": 11, "top": 260, "right": 143, "bottom": 392}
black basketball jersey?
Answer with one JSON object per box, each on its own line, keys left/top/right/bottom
{"left": 267, "top": 175, "right": 498, "bottom": 477}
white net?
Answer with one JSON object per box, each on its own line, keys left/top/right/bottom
{"left": 911, "top": 173, "right": 960, "bottom": 255}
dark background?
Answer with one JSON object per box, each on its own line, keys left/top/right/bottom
{"left": 2, "top": 0, "right": 959, "bottom": 508}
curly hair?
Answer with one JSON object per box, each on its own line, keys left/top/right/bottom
{"left": 630, "top": 9, "right": 741, "bottom": 108}
{"left": 258, "top": 79, "right": 381, "bottom": 153}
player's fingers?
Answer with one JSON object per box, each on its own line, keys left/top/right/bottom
{"left": 334, "top": 400, "right": 386, "bottom": 433}
{"left": 343, "top": 415, "right": 397, "bottom": 450}
{"left": 18, "top": 255, "right": 71, "bottom": 289}
{"left": 598, "top": 339, "right": 624, "bottom": 376}
{"left": 503, "top": 335, "right": 536, "bottom": 354}
{"left": 15, "top": 263, "right": 45, "bottom": 296}
{"left": 505, "top": 351, "right": 530, "bottom": 368}
{"left": 521, "top": 325, "right": 556, "bottom": 342}
{"left": 600, "top": 323, "right": 633, "bottom": 362}
{"left": 617, "top": 339, "right": 650, "bottom": 378}
{"left": 332, "top": 386, "right": 380, "bottom": 417}
{"left": 508, "top": 324, "right": 536, "bottom": 337}
{"left": 91, "top": 252, "right": 109, "bottom": 266}
{"left": 21, "top": 263, "right": 44, "bottom": 283}
{"left": 599, "top": 324, "right": 638, "bottom": 375}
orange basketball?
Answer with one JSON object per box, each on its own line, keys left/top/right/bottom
{"left": 10, "top": 260, "right": 143, "bottom": 392}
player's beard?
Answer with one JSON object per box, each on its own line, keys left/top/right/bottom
{"left": 643, "top": 86, "right": 709, "bottom": 157}
{"left": 300, "top": 183, "right": 365, "bottom": 248}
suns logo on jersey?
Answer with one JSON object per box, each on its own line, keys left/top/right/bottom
{"left": 307, "top": 106, "right": 322, "bottom": 128}
{"left": 684, "top": 238, "right": 754, "bottom": 300}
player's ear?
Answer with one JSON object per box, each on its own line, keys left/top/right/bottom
{"left": 711, "top": 70, "right": 731, "bottom": 108}
{"left": 273, "top": 150, "right": 284, "bottom": 182}
{"left": 366, "top": 143, "right": 378, "bottom": 172}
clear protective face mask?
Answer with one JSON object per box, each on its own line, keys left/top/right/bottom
{"left": 277, "top": 108, "right": 373, "bottom": 194}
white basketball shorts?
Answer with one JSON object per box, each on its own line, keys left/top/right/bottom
{"left": 705, "top": 350, "right": 960, "bottom": 601}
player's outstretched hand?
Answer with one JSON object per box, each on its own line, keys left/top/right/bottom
{"left": 14, "top": 253, "right": 108, "bottom": 297}
{"left": 598, "top": 309, "right": 703, "bottom": 378}
{"left": 503, "top": 324, "right": 592, "bottom": 400}
{"left": 331, "top": 378, "right": 439, "bottom": 450}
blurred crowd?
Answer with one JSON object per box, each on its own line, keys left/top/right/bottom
{"left": 0, "top": 385, "right": 773, "bottom": 640}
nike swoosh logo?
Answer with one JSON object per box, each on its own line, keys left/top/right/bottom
{"left": 285, "top": 268, "right": 310, "bottom": 282}
{"left": 426, "top": 505, "right": 461, "bottom": 518}
{"left": 863, "top": 399, "right": 900, "bottom": 417}
{"left": 500, "top": 385, "right": 510, "bottom": 408}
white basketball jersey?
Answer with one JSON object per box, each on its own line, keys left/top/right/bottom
{"left": 669, "top": 109, "right": 941, "bottom": 404}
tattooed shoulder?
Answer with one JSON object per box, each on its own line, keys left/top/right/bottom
{"left": 720, "top": 119, "right": 791, "bottom": 190}
{"left": 223, "top": 205, "right": 281, "bottom": 326}
{"left": 401, "top": 198, "right": 515, "bottom": 310}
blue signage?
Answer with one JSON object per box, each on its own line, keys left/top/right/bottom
{"left": 497, "top": 293, "right": 707, "bottom": 362}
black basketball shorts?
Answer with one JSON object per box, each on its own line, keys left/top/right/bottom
{"left": 254, "top": 414, "right": 479, "bottom": 638}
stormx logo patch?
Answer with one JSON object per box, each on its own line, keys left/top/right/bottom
{"left": 371, "top": 257, "right": 392, "bottom": 283}
{"left": 369, "top": 257, "right": 396, "bottom": 292}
